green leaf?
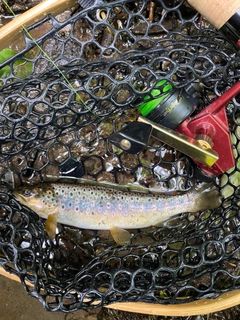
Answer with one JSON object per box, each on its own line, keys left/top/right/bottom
{"left": 0, "top": 48, "right": 16, "bottom": 78}
{"left": 0, "top": 65, "right": 11, "bottom": 78}
{"left": 13, "top": 59, "right": 33, "bottom": 78}
{"left": 0, "top": 48, "right": 16, "bottom": 63}
{"left": 230, "top": 171, "right": 240, "bottom": 187}
{"left": 0, "top": 48, "right": 33, "bottom": 79}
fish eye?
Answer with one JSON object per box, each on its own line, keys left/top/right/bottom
{"left": 23, "top": 188, "right": 33, "bottom": 197}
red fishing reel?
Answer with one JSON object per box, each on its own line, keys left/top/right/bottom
{"left": 177, "top": 82, "right": 240, "bottom": 175}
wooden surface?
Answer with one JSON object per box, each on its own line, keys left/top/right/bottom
{"left": 0, "top": 0, "right": 78, "bottom": 51}
{"left": 187, "top": 0, "right": 240, "bottom": 28}
{"left": 1, "top": 266, "right": 240, "bottom": 316}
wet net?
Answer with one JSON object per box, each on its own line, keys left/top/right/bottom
{"left": 0, "top": 0, "right": 240, "bottom": 313}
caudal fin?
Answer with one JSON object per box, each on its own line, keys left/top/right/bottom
{"left": 193, "top": 184, "right": 222, "bottom": 212}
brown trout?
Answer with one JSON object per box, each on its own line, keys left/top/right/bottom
{"left": 13, "top": 183, "right": 221, "bottom": 243}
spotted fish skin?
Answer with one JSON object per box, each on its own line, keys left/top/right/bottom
{"left": 13, "top": 182, "right": 221, "bottom": 231}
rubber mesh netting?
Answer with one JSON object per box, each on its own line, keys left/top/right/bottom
{"left": 0, "top": 0, "right": 240, "bottom": 312}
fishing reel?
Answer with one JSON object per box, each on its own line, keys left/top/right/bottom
{"left": 109, "top": 80, "right": 240, "bottom": 176}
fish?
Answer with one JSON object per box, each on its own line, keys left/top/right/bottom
{"left": 13, "top": 182, "right": 221, "bottom": 244}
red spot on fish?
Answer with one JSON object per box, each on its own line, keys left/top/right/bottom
{"left": 151, "top": 205, "right": 157, "bottom": 211}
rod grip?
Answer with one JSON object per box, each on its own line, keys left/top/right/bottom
{"left": 187, "top": 0, "right": 240, "bottom": 29}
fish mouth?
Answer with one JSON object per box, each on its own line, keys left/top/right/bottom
{"left": 12, "top": 191, "right": 28, "bottom": 205}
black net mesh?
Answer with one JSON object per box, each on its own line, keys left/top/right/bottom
{"left": 0, "top": 0, "right": 240, "bottom": 313}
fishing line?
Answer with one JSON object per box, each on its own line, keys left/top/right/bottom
{"left": 1, "top": 0, "right": 100, "bottom": 119}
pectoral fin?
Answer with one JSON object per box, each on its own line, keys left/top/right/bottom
{"left": 110, "top": 227, "right": 131, "bottom": 246}
{"left": 46, "top": 214, "right": 58, "bottom": 240}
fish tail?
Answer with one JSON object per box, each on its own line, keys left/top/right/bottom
{"left": 192, "top": 184, "right": 222, "bottom": 212}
